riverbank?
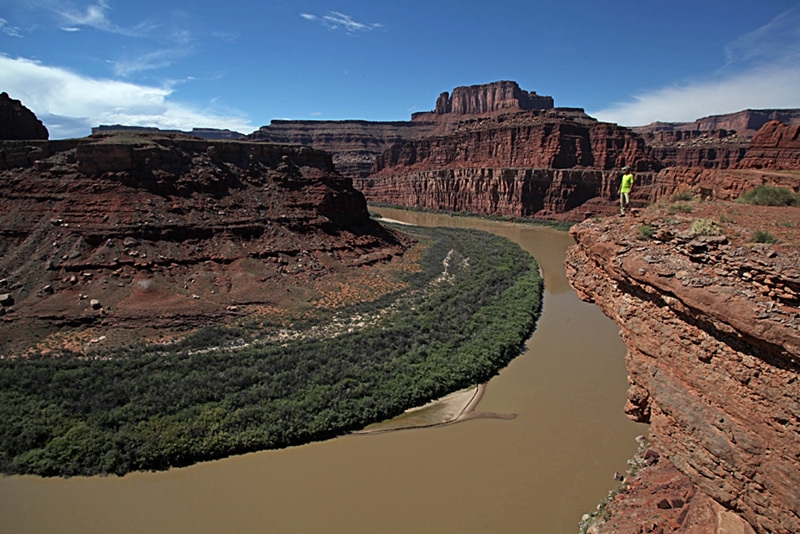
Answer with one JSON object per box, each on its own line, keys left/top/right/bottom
{"left": 1, "top": 225, "right": 543, "bottom": 477}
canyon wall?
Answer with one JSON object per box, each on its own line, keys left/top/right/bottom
{"left": 358, "top": 107, "right": 660, "bottom": 220}
{"left": 566, "top": 206, "right": 800, "bottom": 533}
{"left": 640, "top": 129, "right": 749, "bottom": 169}
{"left": 358, "top": 167, "right": 655, "bottom": 220}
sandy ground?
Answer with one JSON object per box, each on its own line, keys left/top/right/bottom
{"left": 354, "top": 383, "right": 515, "bottom": 435}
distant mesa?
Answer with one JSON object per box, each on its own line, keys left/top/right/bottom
{"left": 0, "top": 92, "right": 49, "bottom": 140}
{"left": 632, "top": 109, "right": 800, "bottom": 138}
{"left": 92, "top": 124, "right": 246, "bottom": 140}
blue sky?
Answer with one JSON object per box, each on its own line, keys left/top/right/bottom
{"left": 2, "top": 1, "right": 800, "bottom": 139}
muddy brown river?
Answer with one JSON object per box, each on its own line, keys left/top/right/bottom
{"left": 0, "top": 208, "right": 645, "bottom": 533}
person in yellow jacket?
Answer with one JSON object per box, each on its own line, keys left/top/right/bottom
{"left": 619, "top": 166, "right": 634, "bottom": 216}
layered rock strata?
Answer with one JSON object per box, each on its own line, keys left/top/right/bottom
{"left": 247, "top": 120, "right": 437, "bottom": 178}
{"left": 0, "top": 132, "right": 405, "bottom": 352}
{"left": 246, "top": 82, "right": 555, "bottom": 179}
{"left": 358, "top": 167, "right": 655, "bottom": 221}
{"left": 359, "top": 109, "right": 658, "bottom": 220}
{"left": 566, "top": 203, "right": 800, "bottom": 533}
{"left": 641, "top": 129, "right": 749, "bottom": 169}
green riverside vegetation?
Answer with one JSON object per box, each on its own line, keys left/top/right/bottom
{"left": 0, "top": 226, "right": 543, "bottom": 476}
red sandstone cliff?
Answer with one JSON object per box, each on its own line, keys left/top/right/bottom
{"left": 357, "top": 107, "right": 660, "bottom": 220}
{"left": 0, "top": 92, "right": 48, "bottom": 140}
{"left": 566, "top": 203, "right": 800, "bottom": 533}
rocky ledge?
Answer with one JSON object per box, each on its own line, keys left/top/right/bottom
{"left": 566, "top": 201, "right": 799, "bottom": 533}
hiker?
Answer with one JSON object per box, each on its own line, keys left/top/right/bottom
{"left": 619, "top": 166, "right": 634, "bottom": 216}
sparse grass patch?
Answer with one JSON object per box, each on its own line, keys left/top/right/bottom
{"left": 737, "top": 185, "right": 799, "bottom": 207}
{"left": 718, "top": 213, "right": 735, "bottom": 224}
{"left": 668, "top": 202, "right": 693, "bottom": 215}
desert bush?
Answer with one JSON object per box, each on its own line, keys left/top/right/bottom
{"left": 669, "top": 190, "right": 694, "bottom": 202}
{"left": 750, "top": 230, "right": 778, "bottom": 244}
{"left": 638, "top": 224, "right": 656, "bottom": 238}
{"left": 690, "top": 218, "right": 721, "bottom": 236}
{"left": 737, "top": 185, "right": 799, "bottom": 207}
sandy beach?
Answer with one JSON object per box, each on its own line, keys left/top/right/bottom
{"left": 354, "top": 383, "right": 515, "bottom": 435}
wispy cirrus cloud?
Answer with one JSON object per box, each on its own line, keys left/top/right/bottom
{"left": 0, "top": 17, "right": 24, "bottom": 37}
{"left": 1, "top": 55, "right": 255, "bottom": 139}
{"left": 300, "top": 11, "right": 382, "bottom": 34}
{"left": 111, "top": 47, "right": 192, "bottom": 77}
{"left": 53, "top": 0, "right": 154, "bottom": 36}
{"left": 592, "top": 7, "right": 800, "bottom": 126}
{"left": 724, "top": 7, "right": 800, "bottom": 66}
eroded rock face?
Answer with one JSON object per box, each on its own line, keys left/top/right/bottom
{"left": 0, "top": 92, "right": 48, "bottom": 140}
{"left": 566, "top": 204, "right": 800, "bottom": 533}
{"left": 736, "top": 121, "right": 800, "bottom": 171}
{"left": 0, "top": 132, "right": 406, "bottom": 353}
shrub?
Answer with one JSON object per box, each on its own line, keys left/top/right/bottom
{"left": 670, "top": 190, "right": 694, "bottom": 202}
{"left": 638, "top": 224, "right": 656, "bottom": 238}
{"left": 750, "top": 230, "right": 778, "bottom": 244}
{"left": 737, "top": 185, "right": 799, "bottom": 207}
{"left": 690, "top": 218, "right": 721, "bottom": 236}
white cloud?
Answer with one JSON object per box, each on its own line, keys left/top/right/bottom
{"left": 591, "top": 64, "right": 800, "bottom": 126}
{"left": 300, "top": 11, "right": 382, "bottom": 34}
{"left": 592, "top": 8, "right": 800, "bottom": 126}
{"left": 50, "top": 0, "right": 156, "bottom": 36}
{"left": 0, "top": 55, "right": 255, "bottom": 139}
